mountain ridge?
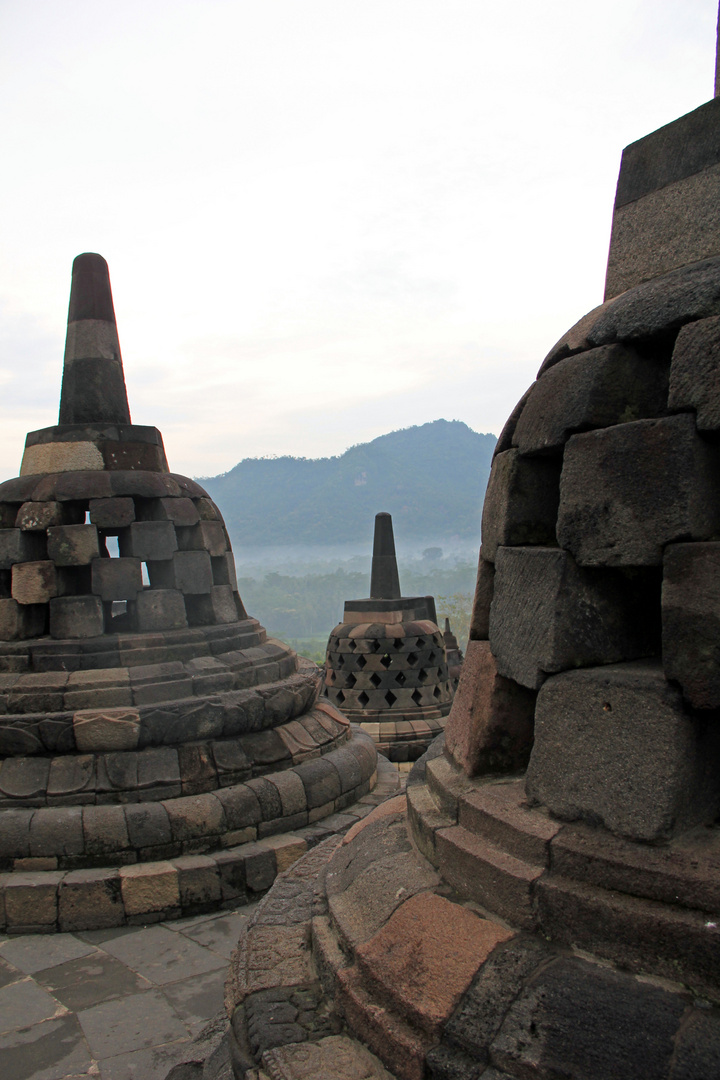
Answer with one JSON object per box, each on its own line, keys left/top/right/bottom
{"left": 199, "top": 419, "right": 496, "bottom": 546}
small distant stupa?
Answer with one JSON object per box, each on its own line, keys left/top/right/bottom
{"left": 0, "top": 254, "right": 377, "bottom": 933}
{"left": 323, "top": 512, "right": 453, "bottom": 762}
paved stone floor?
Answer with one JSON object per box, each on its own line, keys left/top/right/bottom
{"left": 0, "top": 903, "right": 260, "bottom": 1080}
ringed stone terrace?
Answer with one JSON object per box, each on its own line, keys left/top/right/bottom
{"left": 0, "top": 253, "right": 379, "bottom": 934}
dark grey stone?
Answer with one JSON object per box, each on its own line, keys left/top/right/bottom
{"left": 558, "top": 415, "right": 720, "bottom": 566}
{"left": 513, "top": 343, "right": 669, "bottom": 456}
{"left": 480, "top": 450, "right": 561, "bottom": 561}
{"left": 0, "top": 529, "right": 45, "bottom": 570}
{"left": 245, "top": 777, "right": 283, "bottom": 821}
{"left": 493, "top": 385, "right": 533, "bottom": 457}
{"left": 426, "top": 1044, "right": 486, "bottom": 1080}
{"left": 124, "top": 802, "right": 172, "bottom": 848}
{"left": 89, "top": 497, "right": 136, "bottom": 528}
{"left": 490, "top": 547, "right": 659, "bottom": 689}
{"left": 671, "top": 1007, "right": 720, "bottom": 1080}
{"left": 469, "top": 550, "right": 494, "bottom": 641}
{"left": 369, "top": 513, "right": 401, "bottom": 600}
{"left": 663, "top": 542, "right": 720, "bottom": 710}
{"left": 241, "top": 730, "right": 291, "bottom": 769}
{"left": 91, "top": 557, "right": 142, "bottom": 601}
{"left": 49, "top": 595, "right": 104, "bottom": 639}
{"left": 47, "top": 524, "right": 99, "bottom": 566}
{"left": 669, "top": 314, "right": 720, "bottom": 430}
{"left": 120, "top": 520, "right": 178, "bottom": 561}
{"left": 29, "top": 805, "right": 84, "bottom": 856}
{"left": 213, "top": 784, "right": 262, "bottom": 829}
{"left": 526, "top": 661, "right": 720, "bottom": 841}
{"left": 490, "top": 955, "right": 686, "bottom": 1080}
{"left": 243, "top": 843, "right": 276, "bottom": 892}
{"left": 0, "top": 756, "right": 50, "bottom": 800}
{"left": 0, "top": 807, "right": 32, "bottom": 859}
{"left": 295, "top": 758, "right": 342, "bottom": 809}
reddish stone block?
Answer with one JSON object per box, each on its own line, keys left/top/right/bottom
{"left": 11, "top": 560, "right": 57, "bottom": 604}
{"left": 355, "top": 891, "right": 512, "bottom": 1038}
{"left": 445, "top": 641, "right": 536, "bottom": 777}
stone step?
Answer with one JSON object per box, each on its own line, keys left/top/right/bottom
{"left": 424, "top": 753, "right": 474, "bottom": 821}
{"left": 435, "top": 824, "right": 543, "bottom": 929}
{"left": 458, "top": 779, "right": 561, "bottom": 866}
{"left": 405, "top": 780, "right": 452, "bottom": 865}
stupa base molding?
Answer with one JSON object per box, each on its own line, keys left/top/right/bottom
{"left": 0, "top": 734, "right": 394, "bottom": 933}
{"left": 215, "top": 742, "right": 720, "bottom": 1080}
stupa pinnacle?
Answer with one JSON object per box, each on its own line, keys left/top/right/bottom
{"left": 0, "top": 254, "right": 378, "bottom": 933}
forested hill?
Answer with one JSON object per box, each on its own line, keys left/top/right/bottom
{"left": 199, "top": 420, "right": 496, "bottom": 547}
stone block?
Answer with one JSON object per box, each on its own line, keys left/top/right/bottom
{"left": 525, "top": 662, "right": 720, "bottom": 841}
{"left": 149, "top": 497, "right": 200, "bottom": 526}
{"left": 445, "top": 641, "right": 537, "bottom": 776}
{"left": 49, "top": 595, "right": 104, "bottom": 639}
{"left": 214, "top": 849, "right": 246, "bottom": 901}
{"left": 242, "top": 842, "right": 277, "bottom": 892}
{"left": 88, "top": 497, "right": 136, "bottom": 528}
{"left": 212, "top": 739, "right": 251, "bottom": 783}
{"left": 208, "top": 584, "right": 238, "bottom": 623}
{"left": 4, "top": 871, "right": 62, "bottom": 928}
{"left": 469, "top": 550, "right": 494, "bottom": 641}
{"left": 16, "top": 501, "right": 71, "bottom": 531}
{"left": 164, "top": 792, "right": 225, "bottom": 842}
{"left": 83, "top": 805, "right": 131, "bottom": 854}
{"left": 490, "top": 547, "right": 658, "bottom": 689}
{"left": 669, "top": 314, "right": 720, "bottom": 430}
{"left": 0, "top": 808, "right": 32, "bottom": 859}
{"left": 355, "top": 892, "right": 512, "bottom": 1038}
{"left": 174, "top": 854, "right": 221, "bottom": 909}
{"left": 55, "top": 564, "right": 92, "bottom": 597}
{"left": 246, "top": 777, "right": 283, "bottom": 821}
{"left": 491, "top": 955, "right": 685, "bottom": 1080}
{"left": 195, "top": 497, "right": 220, "bottom": 521}
{"left": 119, "top": 520, "right": 178, "bottom": 561}
{"left": 295, "top": 758, "right": 343, "bottom": 809}
{"left": 0, "top": 598, "right": 46, "bottom": 640}
{"left": 480, "top": 450, "right": 561, "bottom": 562}
{"left": 513, "top": 344, "right": 668, "bottom": 456}
{"left": 213, "top": 784, "right": 262, "bottom": 829}
{"left": 120, "top": 861, "right": 180, "bottom": 914}
{"left": 149, "top": 550, "right": 213, "bottom": 594}
{"left": 29, "top": 806, "right": 84, "bottom": 856}
{"left": 178, "top": 743, "right": 217, "bottom": 795}
{"left": 137, "top": 746, "right": 181, "bottom": 792}
{"left": 135, "top": 588, "right": 187, "bottom": 631}
{"left": 0, "top": 756, "right": 50, "bottom": 801}
{"left": 177, "top": 520, "right": 227, "bottom": 555}
{"left": 0, "top": 529, "right": 46, "bottom": 569}
{"left": 91, "top": 557, "right": 142, "bottom": 601}
{"left": 47, "top": 524, "right": 100, "bottom": 566}
{"left": 124, "top": 802, "right": 172, "bottom": 849}
{"left": 47, "top": 754, "right": 95, "bottom": 801}
{"left": 261, "top": 834, "right": 307, "bottom": 872}
{"left": 663, "top": 542, "right": 720, "bottom": 710}
{"left": 58, "top": 867, "right": 124, "bottom": 931}
{"left": 11, "top": 560, "right": 57, "bottom": 604}
{"left": 264, "top": 770, "right": 307, "bottom": 817}
{"left": 557, "top": 414, "right": 720, "bottom": 566}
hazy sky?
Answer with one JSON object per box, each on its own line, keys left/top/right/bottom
{"left": 0, "top": 0, "right": 717, "bottom": 481}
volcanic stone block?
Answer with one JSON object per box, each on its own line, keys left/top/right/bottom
{"left": 73, "top": 707, "right": 140, "bottom": 753}
{"left": 490, "top": 955, "right": 685, "bottom": 1080}
{"left": 47, "top": 524, "right": 100, "bottom": 566}
{"left": 557, "top": 414, "right": 720, "bottom": 566}
{"left": 296, "top": 758, "right": 342, "bottom": 809}
{"left": 177, "top": 520, "right": 227, "bottom": 555}
{"left": 445, "top": 641, "right": 536, "bottom": 777}
{"left": 0, "top": 756, "right": 50, "bottom": 801}
{"left": 513, "top": 344, "right": 669, "bottom": 456}
{"left": 91, "top": 557, "right": 142, "bottom": 601}
{"left": 58, "top": 868, "right": 124, "bottom": 931}
{"left": 0, "top": 529, "right": 45, "bottom": 569}
{"left": 135, "top": 588, "right": 187, "bottom": 632}
{"left": 49, "top": 595, "right": 104, "bottom": 639}
{"left": 11, "top": 560, "right": 57, "bottom": 604}
{"left": 16, "top": 501, "right": 68, "bottom": 531}
{"left": 481, "top": 450, "right": 561, "bottom": 561}
{"left": 4, "top": 871, "right": 62, "bottom": 929}
{"left": 662, "top": 542, "right": 720, "bottom": 709}
{"left": 149, "top": 550, "right": 213, "bottom": 594}
{"left": 83, "top": 805, "right": 130, "bottom": 855}
{"left": 490, "top": 547, "right": 657, "bottom": 689}
{"left": 88, "top": 497, "right": 135, "bottom": 528}
{"left": 469, "top": 550, "right": 494, "bottom": 641}
{"left": 124, "top": 802, "right": 172, "bottom": 849}
{"left": 149, "top": 497, "right": 200, "bottom": 526}
{"left": 120, "top": 861, "right": 180, "bottom": 915}
{"left": 208, "top": 585, "right": 238, "bottom": 623}
{"left": 526, "top": 662, "right": 720, "bottom": 841}
{"left": 30, "top": 806, "right": 84, "bottom": 857}
{"left": 119, "top": 520, "right": 177, "bottom": 561}
{"left": 0, "top": 598, "right": 46, "bottom": 640}
{"left": 669, "top": 314, "right": 720, "bottom": 430}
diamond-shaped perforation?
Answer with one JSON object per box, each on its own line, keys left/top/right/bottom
{"left": 433, "top": 686, "right": 441, "bottom": 699}
{"left": 412, "top": 689, "right": 422, "bottom": 706}
{"left": 395, "top": 671, "right": 406, "bottom": 686}
{"left": 370, "top": 672, "right": 382, "bottom": 688}
{"left": 380, "top": 653, "right": 392, "bottom": 669}
{"left": 407, "top": 651, "right": 418, "bottom": 665}
{"left": 418, "top": 668, "right": 428, "bottom": 682}
{"left": 370, "top": 639, "right": 381, "bottom": 653}
{"left": 358, "top": 691, "right": 369, "bottom": 707}
{"left": 415, "top": 638, "right": 425, "bottom": 649}
{"left": 336, "top": 654, "right": 345, "bottom": 668}
{"left": 337, "top": 689, "right": 346, "bottom": 704}
{"left": 346, "top": 638, "right": 356, "bottom": 651}
{"left": 385, "top": 690, "right": 397, "bottom": 706}
{"left": 356, "top": 654, "right": 367, "bottom": 669}
{"left": 346, "top": 672, "right": 357, "bottom": 688}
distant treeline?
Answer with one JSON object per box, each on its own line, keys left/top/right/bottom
{"left": 201, "top": 419, "right": 495, "bottom": 547}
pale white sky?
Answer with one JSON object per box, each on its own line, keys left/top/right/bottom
{"left": 0, "top": 0, "right": 716, "bottom": 481}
